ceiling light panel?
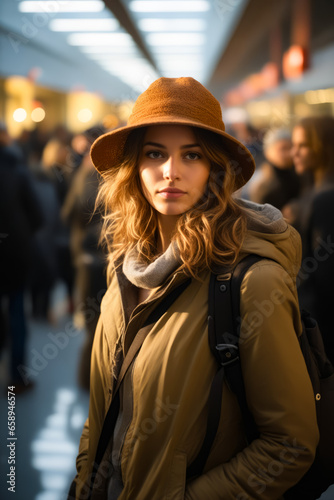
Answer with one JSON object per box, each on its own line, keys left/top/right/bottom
{"left": 68, "top": 33, "right": 135, "bottom": 46}
{"left": 18, "top": 1, "right": 105, "bottom": 13}
{"left": 146, "top": 33, "right": 205, "bottom": 46}
{"left": 149, "top": 46, "right": 203, "bottom": 54}
{"left": 49, "top": 19, "right": 119, "bottom": 32}
{"left": 85, "top": 53, "right": 140, "bottom": 61}
{"left": 80, "top": 46, "right": 138, "bottom": 54}
{"left": 129, "top": 1, "right": 210, "bottom": 13}
{"left": 138, "top": 18, "right": 206, "bottom": 32}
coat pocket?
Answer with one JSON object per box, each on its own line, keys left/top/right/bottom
{"left": 165, "top": 451, "right": 187, "bottom": 500}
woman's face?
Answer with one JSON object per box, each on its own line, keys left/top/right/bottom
{"left": 139, "top": 125, "right": 210, "bottom": 218}
{"left": 291, "top": 126, "right": 317, "bottom": 174}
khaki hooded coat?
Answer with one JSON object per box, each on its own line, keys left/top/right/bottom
{"left": 71, "top": 203, "right": 319, "bottom": 500}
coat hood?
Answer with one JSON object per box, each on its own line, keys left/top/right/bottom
{"left": 239, "top": 200, "right": 301, "bottom": 281}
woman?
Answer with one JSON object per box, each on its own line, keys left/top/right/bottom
{"left": 69, "top": 78, "right": 318, "bottom": 500}
{"left": 291, "top": 116, "right": 334, "bottom": 364}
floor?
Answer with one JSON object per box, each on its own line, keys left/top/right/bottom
{"left": 0, "top": 285, "right": 90, "bottom": 500}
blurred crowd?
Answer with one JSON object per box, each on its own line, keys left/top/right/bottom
{"left": 0, "top": 122, "right": 107, "bottom": 394}
{"left": 235, "top": 115, "right": 334, "bottom": 366}
{"left": 1, "top": 112, "right": 334, "bottom": 395}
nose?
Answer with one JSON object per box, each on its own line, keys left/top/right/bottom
{"left": 163, "top": 156, "right": 181, "bottom": 181}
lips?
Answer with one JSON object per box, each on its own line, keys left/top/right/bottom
{"left": 159, "top": 188, "right": 185, "bottom": 194}
{"left": 158, "top": 187, "right": 186, "bottom": 199}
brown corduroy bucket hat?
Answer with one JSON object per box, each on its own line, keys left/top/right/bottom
{"left": 91, "top": 77, "right": 255, "bottom": 190}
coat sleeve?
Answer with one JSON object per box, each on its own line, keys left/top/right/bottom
{"left": 69, "top": 315, "right": 111, "bottom": 500}
{"left": 185, "top": 261, "right": 319, "bottom": 500}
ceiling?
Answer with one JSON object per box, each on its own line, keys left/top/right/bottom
{"left": 0, "top": 0, "right": 249, "bottom": 102}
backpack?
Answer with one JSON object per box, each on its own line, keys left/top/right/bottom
{"left": 187, "top": 254, "right": 334, "bottom": 499}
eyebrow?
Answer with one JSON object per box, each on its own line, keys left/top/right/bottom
{"left": 143, "top": 141, "right": 201, "bottom": 149}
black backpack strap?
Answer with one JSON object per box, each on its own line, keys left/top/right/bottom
{"left": 87, "top": 277, "right": 191, "bottom": 499}
{"left": 186, "top": 269, "right": 234, "bottom": 479}
{"left": 227, "top": 255, "right": 262, "bottom": 442}
{"left": 187, "top": 255, "right": 262, "bottom": 479}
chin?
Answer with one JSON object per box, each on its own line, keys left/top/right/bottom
{"left": 294, "top": 163, "right": 305, "bottom": 175}
{"left": 156, "top": 204, "right": 189, "bottom": 216}
{"left": 159, "top": 210, "right": 185, "bottom": 217}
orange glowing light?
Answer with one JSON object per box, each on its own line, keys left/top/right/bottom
{"left": 283, "top": 45, "right": 308, "bottom": 79}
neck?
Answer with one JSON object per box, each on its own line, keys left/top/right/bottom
{"left": 157, "top": 215, "right": 179, "bottom": 254}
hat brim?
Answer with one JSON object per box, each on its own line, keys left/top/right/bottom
{"left": 90, "top": 117, "right": 255, "bottom": 190}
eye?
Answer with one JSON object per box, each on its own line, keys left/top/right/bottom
{"left": 146, "top": 150, "right": 164, "bottom": 159}
{"left": 185, "top": 151, "right": 201, "bottom": 160}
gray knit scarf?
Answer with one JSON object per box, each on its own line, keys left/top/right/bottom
{"left": 122, "top": 242, "right": 181, "bottom": 289}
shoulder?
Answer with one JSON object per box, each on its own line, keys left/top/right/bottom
{"left": 242, "top": 258, "right": 285, "bottom": 278}
{"left": 240, "top": 258, "right": 294, "bottom": 303}
{"left": 238, "top": 258, "right": 302, "bottom": 336}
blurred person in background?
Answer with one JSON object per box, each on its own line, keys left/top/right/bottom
{"left": 62, "top": 126, "right": 107, "bottom": 390}
{"left": 290, "top": 115, "right": 334, "bottom": 364}
{"left": 42, "top": 134, "right": 73, "bottom": 205}
{"left": 0, "top": 123, "right": 44, "bottom": 393}
{"left": 21, "top": 127, "right": 50, "bottom": 167}
{"left": 70, "top": 129, "right": 94, "bottom": 171}
{"left": 13, "top": 126, "right": 62, "bottom": 322}
{"left": 28, "top": 152, "right": 62, "bottom": 322}
{"left": 15, "top": 128, "right": 34, "bottom": 165}
{"left": 41, "top": 133, "right": 76, "bottom": 314}
{"left": 248, "top": 128, "right": 300, "bottom": 210}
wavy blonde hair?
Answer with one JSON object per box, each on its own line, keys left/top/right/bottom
{"left": 96, "top": 126, "right": 249, "bottom": 283}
